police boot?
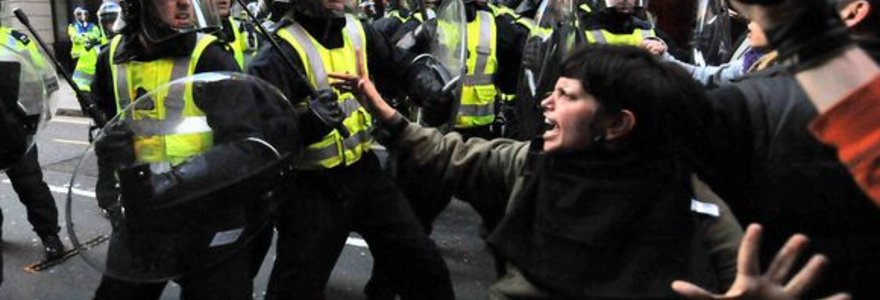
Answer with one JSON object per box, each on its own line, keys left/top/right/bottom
{"left": 39, "top": 233, "right": 65, "bottom": 260}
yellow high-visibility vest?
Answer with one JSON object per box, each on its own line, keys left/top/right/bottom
{"left": 109, "top": 34, "right": 218, "bottom": 166}
{"left": 457, "top": 10, "right": 498, "bottom": 128}
{"left": 69, "top": 22, "right": 101, "bottom": 59}
{"left": 578, "top": 4, "right": 656, "bottom": 46}
{"left": 73, "top": 46, "right": 99, "bottom": 92}
{"left": 584, "top": 27, "right": 654, "bottom": 46}
{"left": 1, "top": 26, "right": 48, "bottom": 69}
{"left": 277, "top": 14, "right": 374, "bottom": 170}
{"left": 226, "top": 17, "right": 246, "bottom": 69}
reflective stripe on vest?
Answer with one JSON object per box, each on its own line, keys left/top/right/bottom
{"left": 278, "top": 14, "right": 373, "bottom": 169}
{"left": 457, "top": 10, "right": 497, "bottom": 128}
{"left": 228, "top": 17, "right": 246, "bottom": 68}
{"left": 109, "top": 34, "right": 217, "bottom": 166}
{"left": 587, "top": 27, "right": 654, "bottom": 46}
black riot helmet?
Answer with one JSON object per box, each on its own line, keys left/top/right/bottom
{"left": 98, "top": 1, "right": 122, "bottom": 39}
{"left": 291, "top": 0, "right": 345, "bottom": 18}
{"left": 116, "top": 0, "right": 222, "bottom": 44}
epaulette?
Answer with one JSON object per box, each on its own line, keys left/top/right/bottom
{"left": 9, "top": 29, "right": 31, "bottom": 45}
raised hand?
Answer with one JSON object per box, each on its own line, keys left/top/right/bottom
{"left": 328, "top": 47, "right": 397, "bottom": 122}
{"left": 672, "top": 224, "right": 850, "bottom": 300}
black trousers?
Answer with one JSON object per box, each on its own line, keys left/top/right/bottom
{"left": 5, "top": 146, "right": 60, "bottom": 238}
{"left": 265, "top": 152, "right": 453, "bottom": 300}
{"left": 93, "top": 222, "right": 272, "bottom": 300}
{"left": 93, "top": 245, "right": 259, "bottom": 300}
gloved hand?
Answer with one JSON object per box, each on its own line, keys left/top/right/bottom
{"left": 405, "top": 55, "right": 455, "bottom": 127}
{"left": 307, "top": 88, "right": 350, "bottom": 138}
{"left": 730, "top": 0, "right": 852, "bottom": 71}
{"left": 94, "top": 125, "right": 136, "bottom": 169}
{"left": 522, "top": 38, "right": 545, "bottom": 70}
{"left": 394, "top": 19, "right": 436, "bottom": 54}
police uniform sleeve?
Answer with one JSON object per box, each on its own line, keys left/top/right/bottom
{"left": 146, "top": 43, "right": 301, "bottom": 202}
{"left": 364, "top": 23, "right": 414, "bottom": 88}
{"left": 92, "top": 48, "right": 117, "bottom": 120}
{"left": 247, "top": 41, "right": 339, "bottom": 144}
{"left": 495, "top": 13, "right": 528, "bottom": 94}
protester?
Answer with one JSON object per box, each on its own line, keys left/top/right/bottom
{"left": 331, "top": 45, "right": 742, "bottom": 299}
{"left": 682, "top": 0, "right": 880, "bottom": 297}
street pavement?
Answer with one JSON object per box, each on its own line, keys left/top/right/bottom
{"left": 0, "top": 82, "right": 497, "bottom": 299}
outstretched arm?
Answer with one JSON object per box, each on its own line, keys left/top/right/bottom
{"left": 329, "top": 49, "right": 529, "bottom": 207}
{"left": 672, "top": 224, "right": 849, "bottom": 300}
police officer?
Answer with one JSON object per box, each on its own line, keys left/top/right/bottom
{"left": 247, "top": 0, "right": 455, "bottom": 298}
{"left": 579, "top": 0, "right": 656, "bottom": 46}
{"left": 68, "top": 6, "right": 102, "bottom": 69}
{"left": 448, "top": 0, "right": 527, "bottom": 140}
{"left": 0, "top": 24, "right": 66, "bottom": 261}
{"left": 73, "top": 2, "right": 119, "bottom": 95}
{"left": 88, "top": 0, "right": 298, "bottom": 298}
{"left": 213, "top": 0, "right": 248, "bottom": 68}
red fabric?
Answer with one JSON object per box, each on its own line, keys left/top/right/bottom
{"left": 810, "top": 76, "right": 880, "bottom": 207}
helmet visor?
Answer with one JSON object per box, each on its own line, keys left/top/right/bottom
{"left": 142, "top": 0, "right": 222, "bottom": 43}
{"left": 603, "top": 0, "right": 635, "bottom": 8}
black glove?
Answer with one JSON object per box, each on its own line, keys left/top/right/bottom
{"left": 734, "top": 0, "right": 853, "bottom": 71}
{"left": 522, "top": 38, "right": 545, "bottom": 71}
{"left": 307, "top": 88, "right": 350, "bottom": 138}
{"left": 94, "top": 125, "right": 136, "bottom": 169}
{"left": 405, "top": 55, "right": 456, "bottom": 127}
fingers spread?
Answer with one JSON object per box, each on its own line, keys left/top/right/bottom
{"left": 738, "top": 224, "right": 763, "bottom": 277}
{"left": 784, "top": 254, "right": 828, "bottom": 297}
{"left": 765, "top": 233, "right": 809, "bottom": 283}
{"left": 671, "top": 280, "right": 721, "bottom": 300}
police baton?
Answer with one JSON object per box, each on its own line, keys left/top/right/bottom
{"left": 234, "top": 0, "right": 350, "bottom": 138}
{"left": 13, "top": 8, "right": 108, "bottom": 128}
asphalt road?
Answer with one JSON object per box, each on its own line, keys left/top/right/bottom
{"left": 0, "top": 114, "right": 496, "bottom": 299}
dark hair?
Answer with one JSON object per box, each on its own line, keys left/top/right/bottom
{"left": 558, "top": 45, "right": 712, "bottom": 158}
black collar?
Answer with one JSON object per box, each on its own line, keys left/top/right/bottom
{"left": 112, "top": 32, "right": 198, "bottom": 64}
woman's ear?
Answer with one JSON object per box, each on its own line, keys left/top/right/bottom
{"left": 841, "top": 1, "right": 871, "bottom": 27}
{"left": 604, "top": 109, "right": 636, "bottom": 141}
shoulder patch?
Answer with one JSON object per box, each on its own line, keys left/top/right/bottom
{"left": 10, "top": 30, "right": 31, "bottom": 45}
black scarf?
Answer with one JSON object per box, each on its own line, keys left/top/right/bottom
{"left": 487, "top": 147, "right": 718, "bottom": 297}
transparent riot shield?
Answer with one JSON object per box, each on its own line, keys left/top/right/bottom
{"left": 513, "top": 0, "right": 578, "bottom": 140}
{"left": 0, "top": 44, "right": 53, "bottom": 170}
{"left": 692, "top": 0, "right": 732, "bottom": 66}
{"left": 67, "top": 72, "right": 294, "bottom": 282}
{"left": 414, "top": 0, "right": 466, "bottom": 130}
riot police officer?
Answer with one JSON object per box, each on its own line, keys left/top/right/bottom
{"left": 579, "top": 0, "right": 656, "bottom": 46}
{"left": 68, "top": 6, "right": 102, "bottom": 69}
{"left": 213, "top": 0, "right": 249, "bottom": 68}
{"left": 88, "top": 0, "right": 298, "bottom": 298}
{"left": 247, "top": 0, "right": 455, "bottom": 298}
{"left": 72, "top": 2, "right": 119, "bottom": 94}
{"left": 0, "top": 23, "right": 66, "bottom": 261}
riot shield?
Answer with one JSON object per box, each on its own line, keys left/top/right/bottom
{"left": 0, "top": 44, "right": 53, "bottom": 170}
{"left": 414, "top": 0, "right": 466, "bottom": 130}
{"left": 691, "top": 0, "right": 732, "bottom": 66}
{"left": 512, "top": 0, "right": 579, "bottom": 140}
{"left": 66, "top": 72, "right": 293, "bottom": 282}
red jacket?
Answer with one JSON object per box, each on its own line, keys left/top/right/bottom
{"left": 811, "top": 76, "right": 880, "bottom": 207}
